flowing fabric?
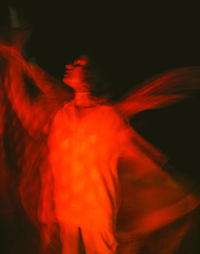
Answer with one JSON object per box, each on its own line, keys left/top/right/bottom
{"left": 0, "top": 34, "right": 200, "bottom": 254}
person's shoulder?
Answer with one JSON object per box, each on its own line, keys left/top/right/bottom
{"left": 95, "top": 104, "right": 114, "bottom": 114}
{"left": 95, "top": 104, "right": 123, "bottom": 123}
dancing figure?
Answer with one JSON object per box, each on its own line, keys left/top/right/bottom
{"left": 0, "top": 27, "right": 200, "bottom": 254}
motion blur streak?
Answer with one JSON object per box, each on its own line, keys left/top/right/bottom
{"left": 0, "top": 35, "right": 200, "bottom": 254}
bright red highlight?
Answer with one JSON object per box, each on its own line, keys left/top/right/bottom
{"left": 0, "top": 36, "right": 200, "bottom": 254}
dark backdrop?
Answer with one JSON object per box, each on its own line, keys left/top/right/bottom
{"left": 0, "top": 1, "right": 200, "bottom": 253}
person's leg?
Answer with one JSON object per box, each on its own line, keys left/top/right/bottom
{"left": 81, "top": 228, "right": 118, "bottom": 254}
{"left": 60, "top": 223, "right": 79, "bottom": 254}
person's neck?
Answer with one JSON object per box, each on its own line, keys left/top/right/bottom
{"left": 74, "top": 91, "right": 93, "bottom": 107}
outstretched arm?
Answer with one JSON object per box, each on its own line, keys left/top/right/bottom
{"left": 0, "top": 7, "right": 73, "bottom": 135}
{"left": 115, "top": 67, "right": 200, "bottom": 117}
{"left": 2, "top": 48, "right": 48, "bottom": 135}
{"left": 0, "top": 41, "right": 73, "bottom": 135}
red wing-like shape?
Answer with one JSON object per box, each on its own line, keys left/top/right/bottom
{"left": 113, "top": 68, "right": 200, "bottom": 253}
{"left": 116, "top": 127, "right": 200, "bottom": 254}
{"left": 0, "top": 42, "right": 74, "bottom": 249}
{"left": 115, "top": 67, "right": 200, "bottom": 117}
{"left": 0, "top": 43, "right": 74, "bottom": 135}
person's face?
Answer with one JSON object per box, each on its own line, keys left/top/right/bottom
{"left": 63, "top": 57, "right": 89, "bottom": 92}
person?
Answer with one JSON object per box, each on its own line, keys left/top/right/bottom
{"left": 1, "top": 41, "right": 200, "bottom": 254}
{"left": 48, "top": 56, "right": 130, "bottom": 253}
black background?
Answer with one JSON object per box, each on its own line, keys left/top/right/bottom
{"left": 1, "top": 1, "right": 200, "bottom": 253}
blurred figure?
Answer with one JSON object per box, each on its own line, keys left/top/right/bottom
{"left": 0, "top": 8, "right": 200, "bottom": 253}
{"left": 48, "top": 56, "right": 127, "bottom": 253}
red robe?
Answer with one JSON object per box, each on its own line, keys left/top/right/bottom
{"left": 48, "top": 102, "right": 130, "bottom": 231}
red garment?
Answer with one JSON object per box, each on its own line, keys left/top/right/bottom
{"left": 48, "top": 102, "right": 130, "bottom": 230}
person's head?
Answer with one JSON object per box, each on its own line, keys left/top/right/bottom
{"left": 63, "top": 56, "right": 111, "bottom": 108}
{"left": 63, "top": 56, "right": 91, "bottom": 93}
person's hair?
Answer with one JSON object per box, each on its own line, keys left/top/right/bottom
{"left": 82, "top": 56, "right": 111, "bottom": 99}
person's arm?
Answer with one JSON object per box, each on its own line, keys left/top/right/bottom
{"left": 1, "top": 46, "right": 48, "bottom": 135}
